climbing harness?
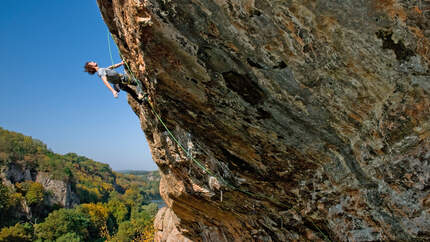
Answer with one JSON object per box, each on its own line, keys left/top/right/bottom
{"left": 106, "top": 31, "right": 331, "bottom": 241}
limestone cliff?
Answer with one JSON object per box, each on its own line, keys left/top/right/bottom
{"left": 0, "top": 162, "right": 79, "bottom": 217}
{"left": 97, "top": 0, "right": 430, "bottom": 241}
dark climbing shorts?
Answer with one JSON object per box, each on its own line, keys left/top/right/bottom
{"left": 113, "top": 74, "right": 144, "bottom": 96}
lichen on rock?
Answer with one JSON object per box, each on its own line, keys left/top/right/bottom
{"left": 97, "top": 0, "right": 430, "bottom": 241}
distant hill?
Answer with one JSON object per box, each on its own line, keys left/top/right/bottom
{"left": 118, "top": 170, "right": 160, "bottom": 181}
{"left": 116, "top": 170, "right": 161, "bottom": 200}
{"left": 0, "top": 126, "right": 159, "bottom": 241}
{"left": 117, "top": 170, "right": 159, "bottom": 176}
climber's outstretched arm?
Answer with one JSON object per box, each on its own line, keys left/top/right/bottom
{"left": 101, "top": 76, "right": 118, "bottom": 98}
{"left": 107, "top": 61, "right": 124, "bottom": 69}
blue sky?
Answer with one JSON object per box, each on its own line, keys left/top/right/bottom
{"left": 0, "top": 1, "right": 157, "bottom": 171}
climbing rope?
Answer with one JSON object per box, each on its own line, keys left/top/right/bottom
{"left": 107, "top": 31, "right": 115, "bottom": 67}
{"left": 106, "top": 31, "right": 331, "bottom": 241}
{"left": 106, "top": 32, "right": 226, "bottom": 184}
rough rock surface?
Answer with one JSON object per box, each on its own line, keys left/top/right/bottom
{"left": 35, "top": 173, "right": 79, "bottom": 208}
{"left": 154, "top": 207, "right": 192, "bottom": 242}
{"left": 1, "top": 163, "right": 79, "bottom": 208}
{"left": 97, "top": 0, "right": 430, "bottom": 241}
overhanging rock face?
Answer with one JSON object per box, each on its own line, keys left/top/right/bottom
{"left": 97, "top": 0, "right": 430, "bottom": 241}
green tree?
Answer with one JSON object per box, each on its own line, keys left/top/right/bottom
{"left": 35, "top": 208, "right": 93, "bottom": 241}
{"left": 123, "top": 185, "right": 147, "bottom": 207}
{"left": 113, "top": 221, "right": 134, "bottom": 241}
{"left": 25, "top": 182, "right": 44, "bottom": 206}
{"left": 0, "top": 223, "right": 34, "bottom": 242}
{"left": 15, "top": 181, "right": 45, "bottom": 207}
{"left": 55, "top": 232, "right": 83, "bottom": 242}
{"left": 107, "top": 199, "right": 129, "bottom": 224}
{"left": 0, "top": 184, "right": 23, "bottom": 227}
{"left": 78, "top": 203, "right": 109, "bottom": 233}
{"left": 131, "top": 203, "right": 158, "bottom": 222}
{"left": 0, "top": 183, "right": 9, "bottom": 212}
{"left": 113, "top": 218, "right": 154, "bottom": 242}
{"left": 0, "top": 127, "right": 161, "bottom": 241}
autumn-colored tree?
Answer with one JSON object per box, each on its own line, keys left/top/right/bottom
{"left": 0, "top": 127, "right": 160, "bottom": 241}
{"left": 133, "top": 218, "right": 155, "bottom": 242}
{"left": 16, "top": 181, "right": 45, "bottom": 206}
{"left": 0, "top": 223, "right": 34, "bottom": 242}
{"left": 79, "top": 203, "right": 109, "bottom": 232}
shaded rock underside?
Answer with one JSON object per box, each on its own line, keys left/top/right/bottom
{"left": 98, "top": 0, "right": 430, "bottom": 241}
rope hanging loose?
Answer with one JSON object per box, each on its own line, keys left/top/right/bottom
{"left": 106, "top": 31, "right": 331, "bottom": 241}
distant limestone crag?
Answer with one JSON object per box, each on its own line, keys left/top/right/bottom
{"left": 97, "top": 0, "right": 430, "bottom": 241}
{"left": 0, "top": 127, "right": 160, "bottom": 227}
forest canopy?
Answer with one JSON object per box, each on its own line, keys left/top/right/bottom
{"left": 0, "top": 127, "right": 160, "bottom": 241}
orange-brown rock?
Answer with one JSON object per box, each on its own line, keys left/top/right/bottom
{"left": 97, "top": 0, "right": 430, "bottom": 241}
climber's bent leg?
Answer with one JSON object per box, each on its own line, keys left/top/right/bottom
{"left": 117, "top": 83, "right": 140, "bottom": 100}
{"left": 121, "top": 75, "right": 147, "bottom": 101}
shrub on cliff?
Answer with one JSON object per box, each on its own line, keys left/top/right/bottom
{"left": 16, "top": 181, "right": 45, "bottom": 207}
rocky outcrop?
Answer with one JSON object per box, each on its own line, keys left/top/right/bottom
{"left": 154, "top": 207, "right": 192, "bottom": 242}
{"left": 97, "top": 0, "right": 430, "bottom": 241}
{"left": 0, "top": 163, "right": 33, "bottom": 186}
{"left": 35, "top": 173, "right": 79, "bottom": 208}
{"left": 1, "top": 163, "right": 79, "bottom": 208}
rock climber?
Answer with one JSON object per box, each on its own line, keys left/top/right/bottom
{"left": 84, "top": 61, "right": 145, "bottom": 100}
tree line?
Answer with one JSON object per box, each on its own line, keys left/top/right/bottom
{"left": 0, "top": 127, "right": 160, "bottom": 241}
